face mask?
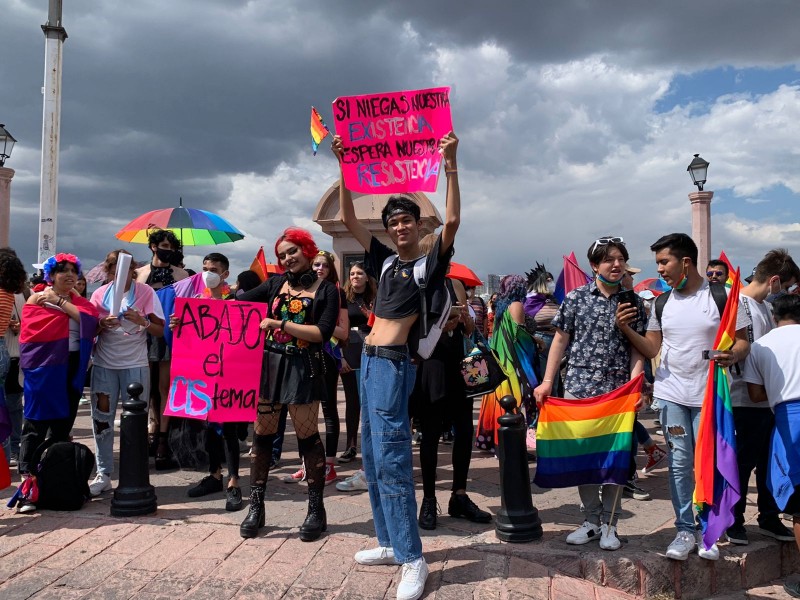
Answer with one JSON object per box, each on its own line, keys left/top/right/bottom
{"left": 546, "top": 281, "right": 556, "bottom": 295}
{"left": 202, "top": 271, "right": 221, "bottom": 289}
{"left": 673, "top": 262, "right": 689, "bottom": 290}
{"left": 155, "top": 248, "right": 177, "bottom": 265}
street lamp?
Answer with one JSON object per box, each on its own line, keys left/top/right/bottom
{"left": 687, "top": 153, "right": 709, "bottom": 191}
{"left": 0, "top": 124, "right": 16, "bottom": 167}
{"left": 0, "top": 123, "right": 17, "bottom": 246}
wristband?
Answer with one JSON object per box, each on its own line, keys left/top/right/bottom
{"left": 543, "top": 378, "right": 553, "bottom": 382}
{"left": 445, "top": 169, "right": 458, "bottom": 174}
{"left": 280, "top": 318, "right": 288, "bottom": 332}
{"left": 57, "top": 297, "right": 66, "bottom": 307}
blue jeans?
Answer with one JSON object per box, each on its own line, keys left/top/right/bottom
{"left": 360, "top": 351, "right": 421, "bottom": 564}
{"left": 90, "top": 365, "right": 150, "bottom": 475}
{"left": 660, "top": 398, "right": 702, "bottom": 533}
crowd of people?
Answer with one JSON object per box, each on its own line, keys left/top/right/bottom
{"left": 4, "top": 129, "right": 800, "bottom": 599}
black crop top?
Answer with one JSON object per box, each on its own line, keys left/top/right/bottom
{"left": 238, "top": 275, "right": 339, "bottom": 342}
{"left": 364, "top": 233, "right": 453, "bottom": 325}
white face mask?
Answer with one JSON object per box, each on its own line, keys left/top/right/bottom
{"left": 202, "top": 271, "right": 221, "bottom": 289}
{"left": 546, "top": 281, "right": 556, "bottom": 295}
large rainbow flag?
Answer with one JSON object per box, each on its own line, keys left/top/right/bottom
{"left": 310, "top": 106, "right": 330, "bottom": 155}
{"left": 533, "top": 374, "right": 643, "bottom": 488}
{"left": 694, "top": 268, "right": 742, "bottom": 550}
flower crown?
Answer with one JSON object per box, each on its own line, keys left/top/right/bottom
{"left": 42, "top": 253, "right": 82, "bottom": 283}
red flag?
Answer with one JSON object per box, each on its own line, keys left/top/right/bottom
{"left": 250, "top": 247, "right": 268, "bottom": 282}
{"left": 718, "top": 251, "right": 736, "bottom": 288}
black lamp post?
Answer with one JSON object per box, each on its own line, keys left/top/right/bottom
{"left": 0, "top": 124, "right": 16, "bottom": 167}
{"left": 687, "top": 153, "right": 709, "bottom": 191}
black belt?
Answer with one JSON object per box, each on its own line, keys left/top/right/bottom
{"left": 363, "top": 344, "right": 408, "bottom": 362}
{"left": 265, "top": 340, "right": 305, "bottom": 356}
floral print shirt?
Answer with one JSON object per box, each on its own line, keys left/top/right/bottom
{"left": 270, "top": 293, "right": 313, "bottom": 348}
{"left": 551, "top": 280, "right": 646, "bottom": 398}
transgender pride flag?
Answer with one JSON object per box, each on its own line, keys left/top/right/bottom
{"left": 694, "top": 269, "right": 742, "bottom": 550}
{"left": 534, "top": 375, "right": 643, "bottom": 488}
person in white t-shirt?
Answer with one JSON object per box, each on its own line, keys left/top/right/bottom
{"left": 617, "top": 233, "right": 750, "bottom": 562}
{"left": 726, "top": 249, "right": 800, "bottom": 546}
{"left": 89, "top": 250, "right": 165, "bottom": 496}
{"left": 741, "top": 294, "right": 800, "bottom": 598}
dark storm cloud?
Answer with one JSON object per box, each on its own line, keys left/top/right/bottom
{"left": 2, "top": 0, "right": 799, "bottom": 277}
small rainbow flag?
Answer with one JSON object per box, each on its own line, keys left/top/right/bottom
{"left": 310, "top": 106, "right": 330, "bottom": 155}
{"left": 694, "top": 268, "right": 741, "bottom": 550}
{"left": 533, "top": 375, "right": 642, "bottom": 488}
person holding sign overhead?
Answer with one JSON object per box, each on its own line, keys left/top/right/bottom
{"left": 88, "top": 250, "right": 165, "bottom": 497}
{"left": 332, "top": 129, "right": 460, "bottom": 600}
{"left": 237, "top": 228, "right": 340, "bottom": 541}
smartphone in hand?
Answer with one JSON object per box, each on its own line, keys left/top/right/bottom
{"left": 617, "top": 290, "right": 637, "bottom": 306}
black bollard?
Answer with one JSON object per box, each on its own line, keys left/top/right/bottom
{"left": 111, "top": 382, "right": 158, "bottom": 517}
{"left": 495, "top": 395, "right": 543, "bottom": 542}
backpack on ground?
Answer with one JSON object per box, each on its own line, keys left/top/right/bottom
{"left": 35, "top": 441, "right": 95, "bottom": 510}
{"left": 381, "top": 255, "right": 452, "bottom": 360}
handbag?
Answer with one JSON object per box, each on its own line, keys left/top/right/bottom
{"left": 460, "top": 330, "right": 508, "bottom": 398}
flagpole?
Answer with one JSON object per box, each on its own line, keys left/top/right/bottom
{"left": 607, "top": 484, "right": 623, "bottom": 530}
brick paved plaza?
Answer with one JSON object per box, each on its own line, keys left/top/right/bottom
{"left": 2, "top": 388, "right": 799, "bottom": 599}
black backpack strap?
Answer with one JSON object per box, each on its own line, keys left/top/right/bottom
{"left": 655, "top": 290, "right": 672, "bottom": 327}
{"left": 709, "top": 282, "right": 727, "bottom": 317}
{"left": 30, "top": 438, "right": 59, "bottom": 476}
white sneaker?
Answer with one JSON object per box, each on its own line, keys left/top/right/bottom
{"left": 397, "top": 556, "right": 429, "bottom": 600}
{"left": 354, "top": 546, "right": 399, "bottom": 565}
{"left": 665, "top": 531, "right": 696, "bottom": 560}
{"left": 89, "top": 472, "right": 112, "bottom": 496}
{"left": 336, "top": 469, "right": 368, "bottom": 492}
{"left": 566, "top": 520, "right": 601, "bottom": 545}
{"left": 600, "top": 524, "right": 621, "bottom": 550}
{"left": 695, "top": 531, "right": 720, "bottom": 560}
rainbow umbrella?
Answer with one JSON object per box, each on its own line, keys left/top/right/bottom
{"left": 115, "top": 199, "right": 244, "bottom": 246}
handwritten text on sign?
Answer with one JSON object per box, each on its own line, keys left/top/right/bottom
{"left": 332, "top": 87, "right": 452, "bottom": 194}
{"left": 166, "top": 298, "right": 265, "bottom": 422}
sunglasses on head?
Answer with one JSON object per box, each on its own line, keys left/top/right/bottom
{"left": 591, "top": 236, "right": 624, "bottom": 254}
{"left": 706, "top": 270, "right": 726, "bottom": 278}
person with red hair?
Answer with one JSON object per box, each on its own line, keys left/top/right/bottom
{"left": 237, "top": 227, "right": 339, "bottom": 541}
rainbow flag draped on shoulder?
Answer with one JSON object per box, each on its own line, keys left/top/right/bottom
{"left": 533, "top": 375, "right": 643, "bottom": 488}
{"left": 694, "top": 269, "right": 742, "bottom": 550}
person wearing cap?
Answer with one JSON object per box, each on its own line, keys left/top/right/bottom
{"left": 621, "top": 265, "right": 641, "bottom": 290}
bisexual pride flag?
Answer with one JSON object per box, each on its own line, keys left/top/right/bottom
{"left": 694, "top": 269, "right": 742, "bottom": 550}
{"left": 20, "top": 296, "right": 98, "bottom": 421}
{"left": 533, "top": 374, "right": 643, "bottom": 488}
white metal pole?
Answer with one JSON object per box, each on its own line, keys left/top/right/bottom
{"left": 38, "top": 0, "right": 67, "bottom": 264}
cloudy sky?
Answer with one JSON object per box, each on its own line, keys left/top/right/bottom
{"left": 3, "top": 0, "right": 800, "bottom": 285}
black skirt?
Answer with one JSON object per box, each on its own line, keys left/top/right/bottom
{"left": 260, "top": 346, "right": 326, "bottom": 405}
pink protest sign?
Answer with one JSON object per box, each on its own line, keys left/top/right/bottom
{"left": 332, "top": 86, "right": 452, "bottom": 194}
{"left": 165, "top": 297, "right": 266, "bottom": 422}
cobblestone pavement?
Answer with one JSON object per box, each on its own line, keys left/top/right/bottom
{"left": 1, "top": 391, "right": 798, "bottom": 599}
